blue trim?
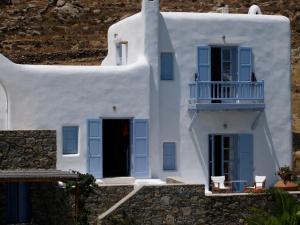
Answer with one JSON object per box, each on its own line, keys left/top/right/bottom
{"left": 87, "top": 119, "right": 103, "bottom": 179}
{"left": 132, "top": 119, "right": 149, "bottom": 178}
{"left": 193, "top": 103, "right": 265, "bottom": 111}
{"left": 163, "top": 142, "right": 176, "bottom": 171}
{"left": 160, "top": 52, "right": 174, "bottom": 80}
{"left": 62, "top": 126, "right": 78, "bottom": 155}
{"left": 197, "top": 46, "right": 211, "bottom": 82}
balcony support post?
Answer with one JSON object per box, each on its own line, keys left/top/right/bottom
{"left": 251, "top": 110, "right": 264, "bottom": 130}
{"left": 189, "top": 111, "right": 199, "bottom": 131}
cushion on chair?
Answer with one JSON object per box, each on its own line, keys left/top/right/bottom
{"left": 255, "top": 176, "right": 266, "bottom": 188}
{"left": 211, "top": 176, "right": 227, "bottom": 189}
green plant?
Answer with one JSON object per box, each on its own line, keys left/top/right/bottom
{"left": 243, "top": 188, "right": 300, "bottom": 225}
{"left": 66, "top": 171, "right": 97, "bottom": 225}
{"left": 276, "top": 166, "right": 294, "bottom": 184}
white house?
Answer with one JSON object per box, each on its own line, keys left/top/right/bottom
{"left": 0, "top": 0, "right": 292, "bottom": 190}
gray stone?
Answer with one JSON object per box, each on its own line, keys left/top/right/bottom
{"left": 182, "top": 207, "right": 192, "bottom": 216}
{"left": 165, "top": 215, "right": 175, "bottom": 225}
{"left": 56, "top": 0, "right": 66, "bottom": 7}
{"left": 160, "top": 196, "right": 170, "bottom": 206}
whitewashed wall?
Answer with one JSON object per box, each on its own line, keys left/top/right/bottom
{"left": 0, "top": 55, "right": 150, "bottom": 172}
{"left": 157, "top": 12, "right": 291, "bottom": 188}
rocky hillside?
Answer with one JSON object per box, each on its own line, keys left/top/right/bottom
{"left": 0, "top": 0, "right": 300, "bottom": 146}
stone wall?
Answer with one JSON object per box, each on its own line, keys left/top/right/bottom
{"left": 0, "top": 130, "right": 56, "bottom": 169}
{"left": 98, "top": 184, "right": 278, "bottom": 225}
{"left": 87, "top": 185, "right": 134, "bottom": 225}
{"left": 30, "top": 183, "right": 74, "bottom": 225}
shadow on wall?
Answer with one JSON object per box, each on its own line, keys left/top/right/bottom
{"left": 189, "top": 113, "right": 209, "bottom": 184}
{"left": 158, "top": 14, "right": 182, "bottom": 178}
{"left": 260, "top": 112, "right": 280, "bottom": 186}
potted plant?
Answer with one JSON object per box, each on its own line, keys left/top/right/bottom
{"left": 274, "top": 165, "right": 298, "bottom": 191}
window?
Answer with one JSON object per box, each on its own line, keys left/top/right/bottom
{"left": 163, "top": 142, "right": 176, "bottom": 171}
{"left": 116, "top": 42, "right": 128, "bottom": 65}
{"left": 160, "top": 52, "right": 174, "bottom": 80}
{"left": 62, "top": 126, "right": 78, "bottom": 154}
{"left": 6, "top": 183, "right": 30, "bottom": 224}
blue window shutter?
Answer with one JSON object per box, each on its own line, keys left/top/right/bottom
{"left": 163, "top": 142, "right": 176, "bottom": 171}
{"left": 239, "top": 47, "right": 252, "bottom": 81}
{"left": 88, "top": 119, "right": 103, "bottom": 179}
{"left": 62, "top": 127, "right": 78, "bottom": 154}
{"left": 132, "top": 119, "right": 149, "bottom": 178}
{"left": 237, "top": 134, "right": 253, "bottom": 185}
{"left": 161, "top": 52, "right": 174, "bottom": 80}
{"left": 197, "top": 46, "right": 210, "bottom": 81}
{"left": 18, "top": 183, "right": 30, "bottom": 223}
{"left": 6, "top": 183, "right": 18, "bottom": 224}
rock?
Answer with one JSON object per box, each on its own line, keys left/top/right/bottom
{"left": 165, "top": 215, "right": 175, "bottom": 225}
{"left": 56, "top": 0, "right": 66, "bottom": 7}
{"left": 160, "top": 196, "right": 170, "bottom": 205}
{"left": 182, "top": 207, "right": 192, "bottom": 216}
{"left": 55, "top": 3, "right": 81, "bottom": 19}
{"left": 93, "top": 9, "right": 101, "bottom": 14}
{"left": 32, "top": 30, "right": 41, "bottom": 36}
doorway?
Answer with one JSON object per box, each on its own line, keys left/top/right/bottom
{"left": 103, "top": 119, "right": 130, "bottom": 178}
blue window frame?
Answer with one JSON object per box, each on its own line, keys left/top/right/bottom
{"left": 163, "top": 142, "right": 176, "bottom": 171}
{"left": 62, "top": 126, "right": 78, "bottom": 154}
{"left": 160, "top": 52, "right": 174, "bottom": 80}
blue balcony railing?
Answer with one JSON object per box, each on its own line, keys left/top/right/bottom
{"left": 189, "top": 81, "right": 265, "bottom": 110}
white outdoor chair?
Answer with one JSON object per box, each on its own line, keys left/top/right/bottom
{"left": 211, "top": 176, "right": 231, "bottom": 193}
{"left": 245, "top": 176, "right": 266, "bottom": 192}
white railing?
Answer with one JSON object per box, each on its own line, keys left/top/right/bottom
{"left": 189, "top": 81, "right": 264, "bottom": 102}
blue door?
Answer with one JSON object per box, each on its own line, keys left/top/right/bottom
{"left": 6, "top": 183, "right": 30, "bottom": 224}
{"left": 6, "top": 183, "right": 18, "bottom": 224}
{"left": 132, "top": 119, "right": 149, "bottom": 178}
{"left": 88, "top": 119, "right": 103, "bottom": 179}
{"left": 237, "top": 134, "right": 254, "bottom": 190}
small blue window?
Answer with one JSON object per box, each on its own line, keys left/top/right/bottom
{"left": 161, "top": 52, "right": 174, "bottom": 80}
{"left": 163, "top": 142, "right": 176, "bottom": 171}
{"left": 63, "top": 126, "right": 78, "bottom": 154}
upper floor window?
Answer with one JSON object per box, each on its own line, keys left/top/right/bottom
{"left": 160, "top": 52, "right": 174, "bottom": 80}
{"left": 62, "top": 126, "right": 78, "bottom": 155}
{"left": 197, "top": 46, "right": 253, "bottom": 82}
{"left": 116, "top": 42, "right": 128, "bottom": 65}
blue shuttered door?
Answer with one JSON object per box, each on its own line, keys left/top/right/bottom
{"left": 163, "top": 142, "right": 176, "bottom": 171}
{"left": 18, "top": 183, "right": 30, "bottom": 223}
{"left": 197, "top": 46, "right": 210, "bottom": 81}
{"left": 239, "top": 47, "right": 252, "bottom": 81}
{"left": 6, "top": 183, "right": 30, "bottom": 224}
{"left": 132, "top": 119, "right": 149, "bottom": 178}
{"left": 237, "top": 134, "right": 253, "bottom": 190}
{"left": 6, "top": 183, "right": 18, "bottom": 224}
{"left": 88, "top": 119, "right": 103, "bottom": 179}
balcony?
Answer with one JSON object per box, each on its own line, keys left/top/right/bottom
{"left": 189, "top": 81, "right": 265, "bottom": 111}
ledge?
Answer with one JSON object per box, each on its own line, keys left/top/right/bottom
{"left": 189, "top": 103, "right": 265, "bottom": 111}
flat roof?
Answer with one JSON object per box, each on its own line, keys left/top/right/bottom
{"left": 0, "top": 169, "right": 78, "bottom": 183}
